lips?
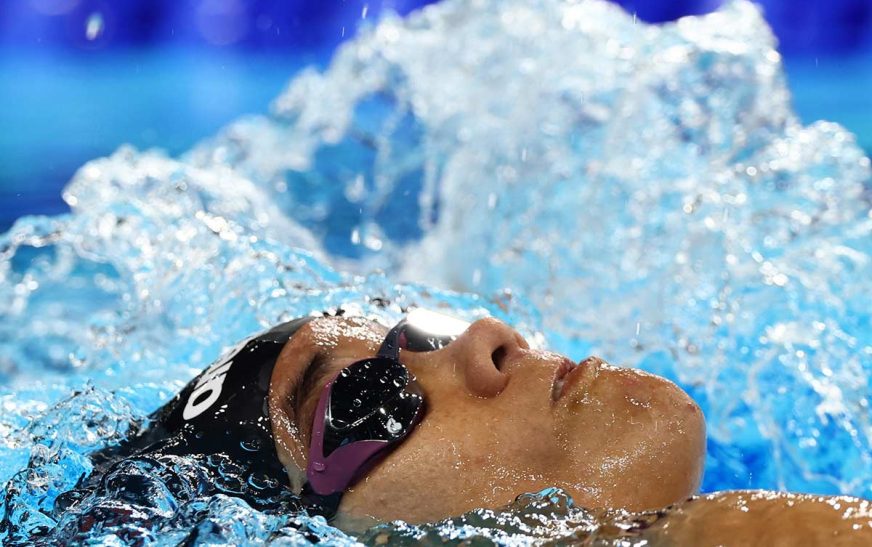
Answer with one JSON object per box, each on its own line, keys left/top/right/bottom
{"left": 551, "top": 358, "right": 576, "bottom": 401}
{"left": 551, "top": 356, "right": 601, "bottom": 401}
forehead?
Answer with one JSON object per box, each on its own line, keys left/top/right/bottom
{"left": 305, "top": 316, "right": 389, "bottom": 350}
{"left": 279, "top": 316, "right": 390, "bottom": 388}
{"left": 275, "top": 317, "right": 388, "bottom": 394}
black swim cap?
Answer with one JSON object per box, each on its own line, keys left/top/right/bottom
{"left": 91, "top": 317, "right": 314, "bottom": 508}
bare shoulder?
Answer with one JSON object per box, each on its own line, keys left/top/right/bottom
{"left": 642, "top": 490, "right": 872, "bottom": 546}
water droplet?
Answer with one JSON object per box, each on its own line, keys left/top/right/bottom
{"left": 248, "top": 473, "right": 278, "bottom": 491}
{"left": 386, "top": 416, "right": 402, "bottom": 434}
{"left": 240, "top": 438, "right": 261, "bottom": 452}
{"left": 86, "top": 13, "right": 104, "bottom": 41}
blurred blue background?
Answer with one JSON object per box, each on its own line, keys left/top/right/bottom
{"left": 1, "top": 0, "right": 870, "bottom": 230}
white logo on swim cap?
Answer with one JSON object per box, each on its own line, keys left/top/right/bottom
{"left": 182, "top": 335, "right": 254, "bottom": 421}
{"left": 183, "top": 374, "right": 226, "bottom": 420}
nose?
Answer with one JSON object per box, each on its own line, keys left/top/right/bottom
{"left": 446, "top": 317, "right": 529, "bottom": 397}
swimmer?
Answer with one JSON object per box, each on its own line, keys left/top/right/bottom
{"left": 69, "top": 309, "right": 871, "bottom": 544}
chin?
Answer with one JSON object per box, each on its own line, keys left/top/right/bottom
{"left": 562, "top": 365, "right": 707, "bottom": 509}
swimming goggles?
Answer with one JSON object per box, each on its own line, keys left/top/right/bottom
{"left": 300, "top": 309, "right": 470, "bottom": 520}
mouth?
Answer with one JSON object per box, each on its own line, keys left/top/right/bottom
{"left": 551, "top": 356, "right": 601, "bottom": 401}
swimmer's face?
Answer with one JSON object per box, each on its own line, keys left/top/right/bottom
{"left": 270, "top": 317, "right": 705, "bottom": 524}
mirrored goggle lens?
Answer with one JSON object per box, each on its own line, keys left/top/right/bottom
{"left": 323, "top": 388, "right": 423, "bottom": 457}
{"left": 328, "top": 357, "right": 410, "bottom": 429}
{"left": 323, "top": 357, "right": 423, "bottom": 457}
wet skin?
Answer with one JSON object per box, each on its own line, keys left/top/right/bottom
{"left": 644, "top": 491, "right": 872, "bottom": 546}
{"left": 268, "top": 316, "right": 705, "bottom": 524}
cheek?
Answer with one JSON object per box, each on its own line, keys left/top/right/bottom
{"left": 340, "top": 417, "right": 504, "bottom": 522}
{"left": 340, "top": 389, "right": 559, "bottom": 522}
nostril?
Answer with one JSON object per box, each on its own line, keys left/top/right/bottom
{"left": 456, "top": 318, "right": 523, "bottom": 397}
{"left": 491, "top": 346, "right": 508, "bottom": 371}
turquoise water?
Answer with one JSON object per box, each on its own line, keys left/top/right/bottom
{"left": 1, "top": 0, "right": 871, "bottom": 544}
{"left": 0, "top": 49, "right": 321, "bottom": 227}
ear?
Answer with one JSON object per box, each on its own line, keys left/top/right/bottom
{"left": 269, "top": 401, "right": 308, "bottom": 492}
{"left": 268, "top": 326, "right": 319, "bottom": 492}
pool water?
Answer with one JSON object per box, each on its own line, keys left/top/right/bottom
{"left": 1, "top": 0, "right": 870, "bottom": 544}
